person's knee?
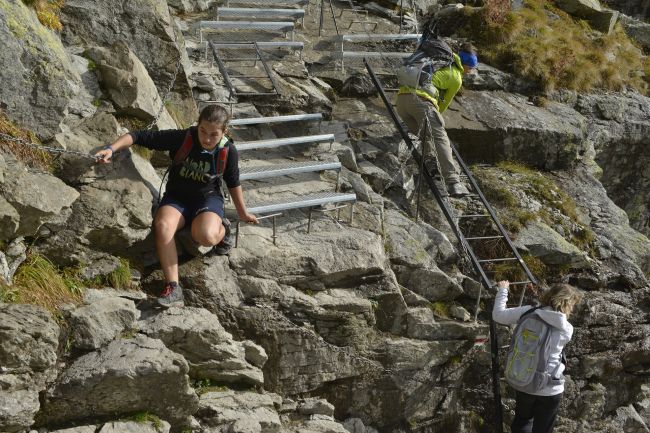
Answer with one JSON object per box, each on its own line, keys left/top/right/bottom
{"left": 192, "top": 222, "right": 224, "bottom": 247}
{"left": 154, "top": 215, "right": 179, "bottom": 238}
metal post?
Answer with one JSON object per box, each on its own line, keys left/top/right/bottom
{"left": 399, "top": 0, "right": 403, "bottom": 33}
{"left": 235, "top": 221, "right": 241, "bottom": 247}
{"left": 415, "top": 119, "right": 428, "bottom": 222}
{"left": 328, "top": 0, "right": 339, "bottom": 35}
{"left": 272, "top": 215, "right": 277, "bottom": 245}
{"left": 349, "top": 203, "right": 354, "bottom": 225}
{"left": 319, "top": 0, "right": 325, "bottom": 36}
{"left": 335, "top": 170, "right": 341, "bottom": 192}
{"left": 307, "top": 207, "right": 313, "bottom": 233}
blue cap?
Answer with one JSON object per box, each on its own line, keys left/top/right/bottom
{"left": 459, "top": 51, "right": 478, "bottom": 68}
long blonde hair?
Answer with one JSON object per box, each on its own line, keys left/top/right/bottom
{"left": 539, "top": 283, "right": 583, "bottom": 318}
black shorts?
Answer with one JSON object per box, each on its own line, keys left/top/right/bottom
{"left": 159, "top": 193, "right": 224, "bottom": 223}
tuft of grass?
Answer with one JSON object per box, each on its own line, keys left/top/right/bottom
{"left": 23, "top": 0, "right": 64, "bottom": 31}
{"left": 0, "top": 110, "right": 53, "bottom": 171}
{"left": 194, "top": 378, "right": 230, "bottom": 395}
{"left": 429, "top": 301, "right": 449, "bottom": 318}
{"left": 459, "top": 0, "right": 648, "bottom": 95}
{"left": 107, "top": 258, "right": 131, "bottom": 290}
{"left": 9, "top": 253, "right": 83, "bottom": 312}
{"left": 126, "top": 412, "right": 162, "bottom": 430}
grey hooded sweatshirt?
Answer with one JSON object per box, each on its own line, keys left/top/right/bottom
{"left": 492, "top": 287, "right": 573, "bottom": 396}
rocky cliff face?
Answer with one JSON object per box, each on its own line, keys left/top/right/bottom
{"left": 1, "top": 1, "right": 650, "bottom": 433}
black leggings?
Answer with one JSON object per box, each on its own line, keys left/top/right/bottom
{"left": 511, "top": 391, "right": 562, "bottom": 433}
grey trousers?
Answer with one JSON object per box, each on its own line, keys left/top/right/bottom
{"left": 395, "top": 92, "right": 460, "bottom": 185}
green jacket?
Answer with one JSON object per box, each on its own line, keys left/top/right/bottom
{"left": 398, "top": 53, "right": 463, "bottom": 113}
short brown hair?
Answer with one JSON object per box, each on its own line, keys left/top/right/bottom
{"left": 198, "top": 104, "right": 230, "bottom": 129}
{"left": 539, "top": 283, "right": 583, "bottom": 318}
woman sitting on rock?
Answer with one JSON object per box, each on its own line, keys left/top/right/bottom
{"left": 95, "top": 104, "right": 258, "bottom": 308}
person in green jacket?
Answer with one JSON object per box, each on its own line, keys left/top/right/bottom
{"left": 396, "top": 46, "right": 478, "bottom": 197}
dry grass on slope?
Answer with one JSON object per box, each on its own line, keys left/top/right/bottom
{"left": 460, "top": 0, "right": 649, "bottom": 95}
{"left": 22, "top": 0, "right": 64, "bottom": 31}
{"left": 0, "top": 110, "right": 53, "bottom": 171}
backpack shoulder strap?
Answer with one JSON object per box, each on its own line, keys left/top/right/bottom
{"left": 519, "top": 305, "right": 543, "bottom": 321}
{"left": 216, "top": 136, "right": 231, "bottom": 176}
{"left": 173, "top": 130, "right": 194, "bottom": 166}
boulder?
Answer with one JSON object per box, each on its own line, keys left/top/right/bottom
{"left": 140, "top": 307, "right": 265, "bottom": 386}
{"left": 0, "top": 303, "right": 59, "bottom": 433}
{"left": 0, "top": 153, "right": 79, "bottom": 238}
{"left": 513, "top": 220, "right": 587, "bottom": 266}
{"left": 445, "top": 90, "right": 587, "bottom": 170}
{"left": 67, "top": 296, "right": 140, "bottom": 351}
{"left": 0, "top": 0, "right": 82, "bottom": 139}
{"left": 38, "top": 335, "right": 198, "bottom": 429}
{"left": 60, "top": 0, "right": 197, "bottom": 126}
{"left": 554, "top": 0, "right": 620, "bottom": 33}
{"left": 85, "top": 41, "right": 176, "bottom": 129}
{"left": 196, "top": 390, "right": 282, "bottom": 432}
{"left": 620, "top": 14, "right": 650, "bottom": 52}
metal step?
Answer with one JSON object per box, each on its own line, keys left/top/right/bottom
{"left": 335, "top": 51, "right": 412, "bottom": 59}
{"left": 238, "top": 134, "right": 336, "bottom": 151}
{"left": 217, "top": 7, "right": 305, "bottom": 20}
{"left": 230, "top": 113, "right": 322, "bottom": 126}
{"left": 248, "top": 191, "right": 356, "bottom": 214}
{"left": 199, "top": 20, "right": 295, "bottom": 41}
{"left": 210, "top": 41, "right": 304, "bottom": 51}
{"left": 337, "top": 33, "right": 421, "bottom": 42}
{"left": 240, "top": 161, "right": 341, "bottom": 181}
{"left": 226, "top": 0, "right": 309, "bottom": 6}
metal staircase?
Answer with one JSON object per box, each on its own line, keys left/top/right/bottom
{"left": 365, "top": 59, "right": 536, "bottom": 433}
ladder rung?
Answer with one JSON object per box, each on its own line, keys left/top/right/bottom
{"left": 478, "top": 257, "right": 519, "bottom": 263}
{"left": 507, "top": 280, "right": 533, "bottom": 286}
{"left": 234, "top": 92, "right": 278, "bottom": 96}
{"left": 230, "top": 113, "right": 322, "bottom": 126}
{"left": 465, "top": 235, "right": 505, "bottom": 241}
{"left": 248, "top": 191, "right": 356, "bottom": 214}
{"left": 240, "top": 161, "right": 341, "bottom": 181}
{"left": 238, "top": 134, "right": 335, "bottom": 151}
{"left": 457, "top": 214, "right": 490, "bottom": 218}
{"left": 229, "top": 75, "right": 272, "bottom": 79}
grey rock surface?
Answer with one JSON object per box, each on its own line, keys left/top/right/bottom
{"left": 0, "top": 154, "right": 79, "bottom": 238}
{"left": 67, "top": 296, "right": 140, "bottom": 351}
{"left": 38, "top": 335, "right": 198, "bottom": 429}
{"left": 0, "top": 303, "right": 59, "bottom": 433}
{"left": 140, "top": 307, "right": 265, "bottom": 386}
{"left": 0, "top": 0, "right": 81, "bottom": 139}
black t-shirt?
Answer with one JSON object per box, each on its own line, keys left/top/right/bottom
{"left": 129, "top": 127, "right": 240, "bottom": 201}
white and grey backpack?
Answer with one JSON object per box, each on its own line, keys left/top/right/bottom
{"left": 504, "top": 306, "right": 565, "bottom": 394}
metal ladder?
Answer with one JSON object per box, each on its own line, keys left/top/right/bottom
{"left": 364, "top": 59, "right": 536, "bottom": 433}
{"left": 209, "top": 41, "right": 282, "bottom": 99}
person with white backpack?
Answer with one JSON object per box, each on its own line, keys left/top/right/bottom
{"left": 493, "top": 280, "right": 583, "bottom": 433}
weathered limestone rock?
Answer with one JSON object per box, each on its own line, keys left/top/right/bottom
{"left": 98, "top": 420, "right": 171, "bottom": 433}
{"left": 230, "top": 226, "right": 388, "bottom": 290}
{"left": 0, "top": 0, "right": 82, "bottom": 139}
{"left": 0, "top": 237, "right": 26, "bottom": 284}
{"left": 167, "top": 0, "right": 215, "bottom": 13}
{"left": 0, "top": 303, "right": 59, "bottom": 433}
{"left": 60, "top": 0, "right": 197, "bottom": 126}
{"left": 0, "top": 154, "right": 79, "bottom": 238}
{"left": 574, "top": 92, "right": 650, "bottom": 238}
{"left": 555, "top": 0, "right": 620, "bottom": 33}
{"left": 67, "top": 296, "right": 140, "bottom": 351}
{"left": 196, "top": 390, "right": 282, "bottom": 432}
{"left": 50, "top": 426, "right": 98, "bottom": 433}
{"left": 298, "top": 398, "right": 335, "bottom": 417}
{"left": 620, "top": 14, "right": 650, "bottom": 51}
{"left": 0, "top": 195, "right": 19, "bottom": 242}
{"left": 140, "top": 307, "right": 265, "bottom": 386}
{"left": 445, "top": 90, "right": 587, "bottom": 170}
{"left": 514, "top": 220, "right": 587, "bottom": 266}
{"left": 85, "top": 41, "right": 176, "bottom": 129}
{"left": 38, "top": 335, "right": 198, "bottom": 429}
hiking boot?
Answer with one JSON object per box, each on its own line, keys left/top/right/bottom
{"left": 212, "top": 218, "right": 234, "bottom": 255}
{"left": 157, "top": 281, "right": 184, "bottom": 308}
{"left": 448, "top": 182, "right": 470, "bottom": 198}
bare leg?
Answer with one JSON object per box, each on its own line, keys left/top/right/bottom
{"left": 192, "top": 212, "right": 224, "bottom": 247}
{"left": 154, "top": 205, "right": 185, "bottom": 283}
